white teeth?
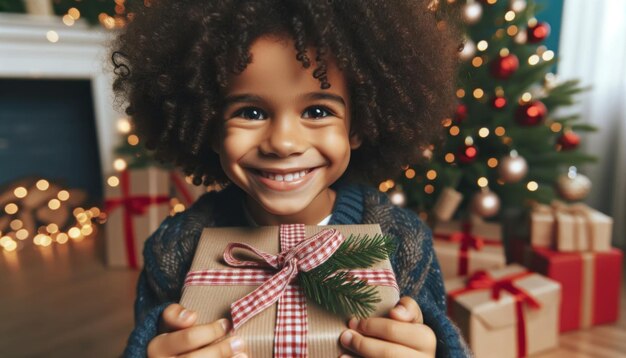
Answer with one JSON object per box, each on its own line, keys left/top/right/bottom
{"left": 259, "top": 169, "right": 311, "bottom": 181}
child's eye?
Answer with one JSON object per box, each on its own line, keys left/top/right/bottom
{"left": 233, "top": 107, "right": 267, "bottom": 120}
{"left": 302, "top": 106, "right": 333, "bottom": 119}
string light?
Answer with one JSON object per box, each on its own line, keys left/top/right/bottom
{"left": 5, "top": 203, "right": 18, "bottom": 215}
{"left": 405, "top": 169, "right": 416, "bottom": 179}
{"left": 107, "top": 176, "right": 120, "bottom": 187}
{"left": 48, "top": 199, "right": 61, "bottom": 210}
{"left": 473, "top": 88, "right": 484, "bottom": 99}
{"left": 58, "top": 190, "right": 70, "bottom": 201}
{"left": 507, "top": 25, "right": 518, "bottom": 36}
{"left": 46, "top": 31, "right": 59, "bottom": 43}
{"left": 521, "top": 92, "right": 533, "bottom": 102}
{"left": 499, "top": 48, "right": 510, "bottom": 56}
{"left": 542, "top": 50, "right": 555, "bottom": 61}
{"left": 424, "top": 184, "right": 435, "bottom": 194}
{"left": 127, "top": 134, "right": 139, "bottom": 146}
{"left": 487, "top": 158, "right": 499, "bottom": 168}
{"left": 113, "top": 158, "right": 127, "bottom": 171}
{"left": 16, "top": 229, "right": 29, "bottom": 240}
{"left": 456, "top": 88, "right": 466, "bottom": 98}
{"left": 56, "top": 233, "right": 69, "bottom": 244}
{"left": 62, "top": 15, "right": 75, "bottom": 26}
{"left": 472, "top": 57, "right": 483, "bottom": 67}
{"left": 68, "top": 7, "right": 80, "bottom": 20}
{"left": 117, "top": 118, "right": 132, "bottom": 134}
{"left": 550, "top": 122, "right": 562, "bottom": 132}
{"left": 528, "top": 54, "right": 540, "bottom": 65}
{"left": 477, "top": 177, "right": 489, "bottom": 187}
{"left": 10, "top": 220, "right": 23, "bottom": 230}
{"left": 445, "top": 153, "right": 455, "bottom": 163}
{"left": 442, "top": 118, "right": 453, "bottom": 127}
{"left": 478, "top": 127, "right": 490, "bottom": 137}
{"left": 449, "top": 126, "right": 460, "bottom": 136}
{"left": 14, "top": 187, "right": 27, "bottom": 198}
{"left": 426, "top": 170, "right": 438, "bottom": 180}
{"left": 36, "top": 179, "right": 50, "bottom": 191}
{"left": 527, "top": 181, "right": 539, "bottom": 191}
{"left": 504, "top": 10, "right": 516, "bottom": 21}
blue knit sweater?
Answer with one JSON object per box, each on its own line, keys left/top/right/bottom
{"left": 122, "top": 183, "right": 471, "bottom": 357}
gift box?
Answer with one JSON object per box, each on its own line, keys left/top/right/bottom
{"left": 433, "top": 220, "right": 506, "bottom": 279}
{"left": 530, "top": 202, "right": 613, "bottom": 252}
{"left": 104, "top": 167, "right": 171, "bottom": 269}
{"left": 531, "top": 246, "right": 623, "bottom": 332}
{"left": 180, "top": 224, "right": 400, "bottom": 357}
{"left": 446, "top": 264, "right": 561, "bottom": 358}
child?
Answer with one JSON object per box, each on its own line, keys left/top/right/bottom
{"left": 112, "top": 1, "right": 470, "bottom": 357}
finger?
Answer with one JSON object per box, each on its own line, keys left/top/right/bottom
{"left": 178, "top": 335, "right": 246, "bottom": 358}
{"left": 389, "top": 296, "right": 423, "bottom": 324}
{"left": 159, "top": 304, "right": 197, "bottom": 333}
{"left": 147, "top": 319, "right": 232, "bottom": 357}
{"left": 340, "top": 329, "right": 430, "bottom": 358}
{"left": 348, "top": 317, "right": 437, "bottom": 354}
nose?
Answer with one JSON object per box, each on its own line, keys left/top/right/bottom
{"left": 259, "top": 115, "right": 308, "bottom": 157}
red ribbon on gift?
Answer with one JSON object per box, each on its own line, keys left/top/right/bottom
{"left": 184, "top": 224, "right": 399, "bottom": 358}
{"left": 435, "top": 222, "right": 502, "bottom": 276}
{"left": 448, "top": 270, "right": 541, "bottom": 357}
{"left": 104, "top": 170, "right": 170, "bottom": 269}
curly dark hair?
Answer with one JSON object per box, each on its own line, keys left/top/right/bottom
{"left": 110, "top": 0, "right": 459, "bottom": 187}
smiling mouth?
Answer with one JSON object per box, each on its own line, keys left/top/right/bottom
{"left": 253, "top": 168, "right": 315, "bottom": 182}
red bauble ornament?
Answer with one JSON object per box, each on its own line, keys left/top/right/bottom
{"left": 455, "top": 103, "right": 468, "bottom": 123}
{"left": 515, "top": 101, "right": 547, "bottom": 126}
{"left": 558, "top": 131, "right": 580, "bottom": 150}
{"left": 458, "top": 144, "right": 478, "bottom": 163}
{"left": 527, "top": 22, "right": 551, "bottom": 43}
{"left": 492, "top": 96, "right": 507, "bottom": 110}
{"left": 490, "top": 54, "right": 519, "bottom": 79}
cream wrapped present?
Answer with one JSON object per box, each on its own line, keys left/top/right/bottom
{"left": 180, "top": 224, "right": 400, "bottom": 358}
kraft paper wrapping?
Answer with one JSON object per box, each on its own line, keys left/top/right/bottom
{"left": 433, "top": 221, "right": 505, "bottom": 279}
{"left": 104, "top": 167, "right": 171, "bottom": 268}
{"left": 446, "top": 265, "right": 561, "bottom": 358}
{"left": 180, "top": 224, "right": 400, "bottom": 358}
{"left": 530, "top": 202, "right": 613, "bottom": 252}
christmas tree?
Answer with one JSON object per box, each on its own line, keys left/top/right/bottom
{"left": 392, "top": 0, "right": 596, "bottom": 221}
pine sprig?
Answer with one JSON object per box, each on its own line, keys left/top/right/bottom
{"left": 297, "top": 233, "right": 397, "bottom": 318}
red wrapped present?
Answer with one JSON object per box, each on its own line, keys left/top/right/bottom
{"left": 104, "top": 167, "right": 171, "bottom": 269}
{"left": 446, "top": 264, "right": 561, "bottom": 358}
{"left": 434, "top": 220, "right": 506, "bottom": 279}
{"left": 531, "top": 246, "right": 623, "bottom": 332}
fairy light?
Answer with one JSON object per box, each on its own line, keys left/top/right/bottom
{"left": 127, "top": 134, "right": 139, "bottom": 146}
{"left": 487, "top": 158, "right": 499, "bottom": 168}
{"left": 445, "top": 153, "right": 455, "bottom": 163}
{"left": 107, "top": 176, "right": 120, "bottom": 187}
{"left": 499, "top": 48, "right": 510, "bottom": 57}
{"left": 528, "top": 54, "right": 540, "bottom": 65}
{"left": 378, "top": 182, "right": 388, "bottom": 192}
{"left": 10, "top": 220, "right": 23, "bottom": 231}
{"left": 465, "top": 136, "right": 474, "bottom": 146}
{"left": 2, "top": 239, "right": 17, "bottom": 252}
{"left": 48, "top": 199, "right": 61, "bottom": 210}
{"left": 5, "top": 203, "right": 18, "bottom": 215}
{"left": 46, "top": 224, "right": 59, "bottom": 233}
{"left": 16, "top": 229, "right": 29, "bottom": 240}
{"left": 36, "top": 179, "right": 49, "bottom": 191}
{"left": 472, "top": 57, "right": 483, "bottom": 67}
{"left": 456, "top": 89, "right": 466, "bottom": 98}
{"left": 550, "top": 122, "right": 562, "bottom": 132}
{"left": 493, "top": 97, "right": 507, "bottom": 109}
{"left": 46, "top": 31, "right": 59, "bottom": 43}
{"left": 504, "top": 11, "right": 516, "bottom": 21}
{"left": 14, "top": 187, "right": 27, "bottom": 198}
{"left": 56, "top": 233, "right": 69, "bottom": 244}
{"left": 68, "top": 7, "right": 80, "bottom": 19}
{"left": 449, "top": 126, "right": 460, "bottom": 136}
{"left": 73, "top": 207, "right": 84, "bottom": 216}
{"left": 542, "top": 50, "right": 555, "bottom": 61}
{"left": 473, "top": 88, "right": 484, "bottom": 99}
{"left": 426, "top": 170, "right": 438, "bottom": 180}
{"left": 495, "top": 29, "right": 505, "bottom": 39}
{"left": 507, "top": 25, "right": 518, "bottom": 36}
{"left": 117, "top": 118, "right": 132, "bottom": 134}
{"left": 386, "top": 179, "right": 395, "bottom": 188}
{"left": 113, "top": 158, "right": 127, "bottom": 171}
{"left": 405, "top": 169, "right": 416, "bottom": 179}
{"left": 477, "top": 177, "right": 489, "bottom": 187}
{"left": 58, "top": 190, "right": 70, "bottom": 201}
{"left": 81, "top": 225, "right": 93, "bottom": 236}
{"left": 442, "top": 118, "right": 453, "bottom": 127}
{"left": 521, "top": 92, "right": 533, "bottom": 102}
{"left": 68, "top": 227, "right": 81, "bottom": 239}
{"left": 424, "top": 184, "right": 435, "bottom": 194}
{"left": 478, "top": 127, "right": 490, "bottom": 138}
{"left": 528, "top": 18, "right": 538, "bottom": 27}
{"left": 527, "top": 181, "right": 539, "bottom": 191}
{"left": 62, "top": 15, "right": 75, "bottom": 26}
{"left": 477, "top": 40, "right": 488, "bottom": 51}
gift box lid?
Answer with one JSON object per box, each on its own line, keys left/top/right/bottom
{"left": 446, "top": 264, "right": 561, "bottom": 330}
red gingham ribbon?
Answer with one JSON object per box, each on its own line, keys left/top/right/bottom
{"left": 184, "top": 224, "right": 399, "bottom": 357}
{"left": 434, "top": 222, "right": 502, "bottom": 276}
{"left": 448, "top": 270, "right": 541, "bottom": 357}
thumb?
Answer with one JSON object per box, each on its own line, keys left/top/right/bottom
{"left": 158, "top": 303, "right": 197, "bottom": 333}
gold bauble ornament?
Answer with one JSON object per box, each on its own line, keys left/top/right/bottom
{"left": 471, "top": 189, "right": 501, "bottom": 218}
{"left": 556, "top": 166, "right": 591, "bottom": 201}
{"left": 498, "top": 151, "right": 528, "bottom": 183}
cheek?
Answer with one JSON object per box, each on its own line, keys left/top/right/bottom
{"left": 317, "top": 128, "right": 352, "bottom": 166}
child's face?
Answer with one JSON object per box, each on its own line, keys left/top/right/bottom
{"left": 216, "top": 35, "right": 361, "bottom": 224}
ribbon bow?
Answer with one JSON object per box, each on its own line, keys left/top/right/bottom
{"left": 223, "top": 227, "right": 346, "bottom": 329}
{"left": 435, "top": 222, "right": 501, "bottom": 275}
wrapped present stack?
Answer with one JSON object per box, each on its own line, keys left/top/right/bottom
{"left": 180, "top": 224, "right": 399, "bottom": 357}
{"left": 523, "top": 201, "right": 622, "bottom": 332}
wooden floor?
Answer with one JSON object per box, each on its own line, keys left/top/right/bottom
{"left": 1, "top": 236, "right": 625, "bottom": 357}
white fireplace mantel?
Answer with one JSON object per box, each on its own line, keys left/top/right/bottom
{"left": 0, "top": 13, "right": 123, "bottom": 177}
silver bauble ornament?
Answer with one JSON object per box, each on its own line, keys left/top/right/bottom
{"left": 471, "top": 189, "right": 501, "bottom": 218}
{"left": 459, "top": 39, "right": 476, "bottom": 60}
{"left": 556, "top": 166, "right": 592, "bottom": 201}
{"left": 498, "top": 151, "right": 528, "bottom": 183}
{"left": 463, "top": 2, "right": 483, "bottom": 25}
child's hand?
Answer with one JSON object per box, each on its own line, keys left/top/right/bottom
{"left": 147, "top": 303, "right": 247, "bottom": 358}
{"left": 339, "top": 296, "right": 436, "bottom": 358}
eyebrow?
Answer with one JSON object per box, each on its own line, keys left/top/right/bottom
{"left": 223, "top": 92, "right": 346, "bottom": 107}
